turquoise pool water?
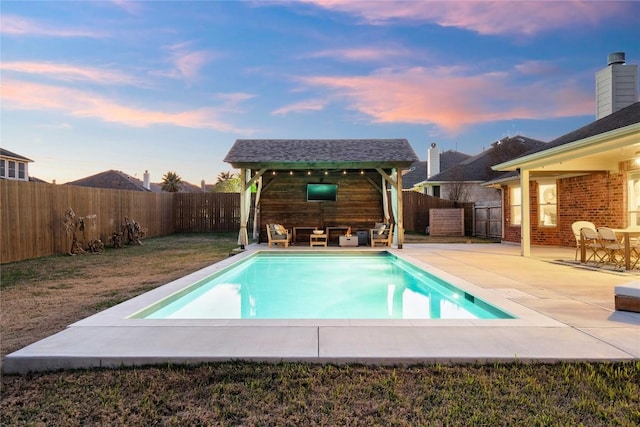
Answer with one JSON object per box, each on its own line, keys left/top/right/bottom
{"left": 135, "top": 252, "right": 513, "bottom": 320}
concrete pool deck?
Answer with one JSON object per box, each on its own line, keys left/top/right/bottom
{"left": 3, "top": 243, "right": 639, "bottom": 373}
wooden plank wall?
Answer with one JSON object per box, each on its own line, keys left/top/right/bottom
{"left": 258, "top": 171, "right": 386, "bottom": 242}
{"left": 0, "top": 180, "right": 174, "bottom": 263}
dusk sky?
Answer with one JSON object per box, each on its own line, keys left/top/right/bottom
{"left": 2, "top": 1, "right": 639, "bottom": 186}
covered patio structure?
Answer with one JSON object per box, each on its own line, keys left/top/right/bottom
{"left": 492, "top": 102, "right": 640, "bottom": 259}
{"left": 224, "top": 139, "right": 419, "bottom": 248}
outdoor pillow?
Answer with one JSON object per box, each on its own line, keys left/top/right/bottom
{"left": 377, "top": 224, "right": 387, "bottom": 236}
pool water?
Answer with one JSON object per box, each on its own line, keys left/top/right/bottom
{"left": 134, "top": 252, "right": 513, "bottom": 320}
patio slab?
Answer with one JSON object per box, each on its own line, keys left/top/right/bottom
{"left": 4, "top": 243, "right": 639, "bottom": 373}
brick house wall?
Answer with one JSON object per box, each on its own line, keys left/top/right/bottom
{"left": 502, "top": 162, "right": 629, "bottom": 248}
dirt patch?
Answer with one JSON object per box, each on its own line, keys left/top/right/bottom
{"left": 0, "top": 233, "right": 238, "bottom": 359}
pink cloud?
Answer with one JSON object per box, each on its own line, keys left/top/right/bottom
{"left": 298, "top": 66, "right": 593, "bottom": 132}
{"left": 0, "top": 62, "right": 146, "bottom": 86}
{"left": 1, "top": 79, "right": 254, "bottom": 133}
{"left": 152, "top": 43, "right": 218, "bottom": 81}
{"left": 271, "top": 99, "right": 327, "bottom": 116}
{"left": 299, "top": 1, "right": 630, "bottom": 35}
{"left": 1, "top": 14, "right": 106, "bottom": 38}
{"left": 307, "top": 46, "right": 411, "bottom": 61}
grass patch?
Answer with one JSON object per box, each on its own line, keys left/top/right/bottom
{"left": 2, "top": 362, "right": 639, "bottom": 426}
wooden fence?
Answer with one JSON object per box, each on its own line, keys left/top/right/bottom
{"left": 402, "top": 191, "right": 460, "bottom": 234}
{"left": 174, "top": 192, "right": 248, "bottom": 233}
{"left": 1, "top": 181, "right": 477, "bottom": 263}
{"left": 1, "top": 180, "right": 174, "bottom": 264}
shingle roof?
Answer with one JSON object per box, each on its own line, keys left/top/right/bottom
{"left": 513, "top": 101, "right": 640, "bottom": 159}
{"left": 66, "top": 170, "right": 150, "bottom": 191}
{"left": 0, "top": 148, "right": 33, "bottom": 162}
{"left": 402, "top": 150, "right": 472, "bottom": 189}
{"left": 224, "top": 139, "right": 418, "bottom": 168}
{"left": 427, "top": 136, "right": 546, "bottom": 182}
{"left": 66, "top": 170, "right": 202, "bottom": 192}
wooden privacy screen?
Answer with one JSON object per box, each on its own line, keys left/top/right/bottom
{"left": 429, "top": 208, "right": 464, "bottom": 237}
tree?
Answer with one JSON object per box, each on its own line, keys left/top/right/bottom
{"left": 217, "top": 171, "right": 236, "bottom": 183}
{"left": 210, "top": 177, "right": 241, "bottom": 193}
{"left": 161, "top": 171, "right": 182, "bottom": 192}
{"left": 445, "top": 165, "right": 470, "bottom": 203}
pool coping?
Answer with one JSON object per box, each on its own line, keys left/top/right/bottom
{"left": 4, "top": 245, "right": 639, "bottom": 373}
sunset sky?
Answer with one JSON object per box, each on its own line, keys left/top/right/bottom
{"left": 2, "top": 1, "right": 639, "bottom": 186}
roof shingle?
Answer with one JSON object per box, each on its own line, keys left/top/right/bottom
{"left": 224, "top": 139, "right": 418, "bottom": 168}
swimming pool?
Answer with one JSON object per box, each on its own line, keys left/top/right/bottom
{"left": 132, "top": 252, "right": 513, "bottom": 320}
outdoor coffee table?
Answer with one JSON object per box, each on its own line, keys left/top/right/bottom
{"left": 310, "top": 233, "right": 328, "bottom": 247}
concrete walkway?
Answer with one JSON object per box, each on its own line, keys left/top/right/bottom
{"left": 4, "top": 244, "right": 639, "bottom": 373}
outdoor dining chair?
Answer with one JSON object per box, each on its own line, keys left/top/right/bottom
{"left": 580, "top": 227, "right": 605, "bottom": 265}
{"left": 597, "top": 227, "right": 624, "bottom": 268}
{"left": 571, "top": 220, "right": 596, "bottom": 260}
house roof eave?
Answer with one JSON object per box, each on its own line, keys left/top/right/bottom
{"left": 492, "top": 122, "right": 640, "bottom": 172}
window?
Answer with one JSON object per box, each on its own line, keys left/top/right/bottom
{"left": 628, "top": 172, "right": 640, "bottom": 226}
{"left": 538, "top": 182, "right": 557, "bottom": 226}
{"left": 433, "top": 186, "right": 440, "bottom": 198}
{"left": 8, "top": 161, "right": 15, "bottom": 178}
{"left": 18, "top": 163, "right": 25, "bottom": 180}
{"left": 0, "top": 159, "right": 4, "bottom": 178}
{"left": 509, "top": 186, "right": 521, "bottom": 225}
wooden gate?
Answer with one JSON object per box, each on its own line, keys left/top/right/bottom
{"left": 473, "top": 203, "right": 502, "bottom": 239}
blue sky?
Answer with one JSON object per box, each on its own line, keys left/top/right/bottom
{"left": 2, "top": 0, "right": 639, "bottom": 186}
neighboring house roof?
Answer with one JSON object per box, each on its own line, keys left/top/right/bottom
{"left": 66, "top": 170, "right": 202, "bottom": 192}
{"left": 28, "top": 176, "right": 48, "bottom": 183}
{"left": 402, "top": 150, "right": 471, "bottom": 189}
{"left": 66, "top": 170, "right": 150, "bottom": 191}
{"left": 224, "top": 139, "right": 419, "bottom": 169}
{"left": 0, "top": 148, "right": 33, "bottom": 162}
{"left": 425, "top": 136, "right": 546, "bottom": 183}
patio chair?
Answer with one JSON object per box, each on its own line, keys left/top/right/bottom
{"left": 571, "top": 220, "right": 596, "bottom": 260}
{"left": 597, "top": 227, "right": 624, "bottom": 268}
{"left": 370, "top": 223, "right": 393, "bottom": 247}
{"left": 266, "top": 224, "right": 291, "bottom": 248}
{"left": 580, "top": 227, "right": 605, "bottom": 265}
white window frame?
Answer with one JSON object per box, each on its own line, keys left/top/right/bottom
{"left": 8, "top": 161, "right": 16, "bottom": 178}
{"left": 18, "top": 162, "right": 26, "bottom": 180}
{"left": 537, "top": 181, "right": 557, "bottom": 227}
{"left": 0, "top": 159, "right": 5, "bottom": 178}
{"left": 509, "top": 185, "right": 521, "bottom": 226}
{"left": 628, "top": 171, "right": 640, "bottom": 226}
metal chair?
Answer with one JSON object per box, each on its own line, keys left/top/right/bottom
{"left": 580, "top": 227, "right": 605, "bottom": 265}
{"left": 571, "top": 221, "right": 596, "bottom": 260}
{"left": 597, "top": 227, "right": 624, "bottom": 268}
